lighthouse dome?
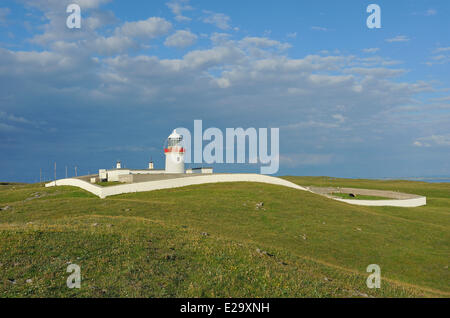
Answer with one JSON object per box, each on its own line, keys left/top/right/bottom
{"left": 168, "top": 129, "right": 182, "bottom": 140}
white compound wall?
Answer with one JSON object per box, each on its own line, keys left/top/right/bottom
{"left": 46, "top": 174, "right": 307, "bottom": 198}
{"left": 46, "top": 174, "right": 426, "bottom": 207}
{"left": 333, "top": 197, "right": 426, "bottom": 207}
{"left": 45, "top": 179, "right": 103, "bottom": 197}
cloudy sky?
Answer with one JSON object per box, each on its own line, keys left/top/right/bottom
{"left": 0, "top": 0, "right": 449, "bottom": 182}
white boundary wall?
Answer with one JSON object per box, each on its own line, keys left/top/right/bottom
{"left": 101, "top": 174, "right": 307, "bottom": 198}
{"left": 333, "top": 197, "right": 426, "bottom": 207}
{"left": 46, "top": 174, "right": 306, "bottom": 198}
{"left": 45, "top": 179, "right": 103, "bottom": 197}
{"left": 46, "top": 174, "right": 426, "bottom": 207}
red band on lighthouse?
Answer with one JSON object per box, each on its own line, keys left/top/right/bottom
{"left": 164, "top": 147, "right": 185, "bottom": 153}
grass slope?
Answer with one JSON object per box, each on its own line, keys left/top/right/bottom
{"left": 0, "top": 177, "right": 448, "bottom": 298}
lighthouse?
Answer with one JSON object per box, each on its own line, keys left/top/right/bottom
{"left": 164, "top": 129, "right": 185, "bottom": 174}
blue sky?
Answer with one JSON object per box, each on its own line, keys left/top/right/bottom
{"left": 0, "top": 0, "right": 449, "bottom": 182}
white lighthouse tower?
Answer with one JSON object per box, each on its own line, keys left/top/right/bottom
{"left": 164, "top": 129, "right": 185, "bottom": 174}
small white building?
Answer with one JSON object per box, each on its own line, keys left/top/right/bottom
{"left": 186, "top": 167, "right": 213, "bottom": 174}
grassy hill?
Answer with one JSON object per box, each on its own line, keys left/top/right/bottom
{"left": 0, "top": 177, "right": 448, "bottom": 298}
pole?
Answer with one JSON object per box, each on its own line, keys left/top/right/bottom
{"left": 65, "top": 166, "right": 68, "bottom": 178}
{"left": 54, "top": 162, "right": 57, "bottom": 185}
{"left": 40, "top": 168, "right": 42, "bottom": 183}
{"left": 75, "top": 166, "right": 77, "bottom": 177}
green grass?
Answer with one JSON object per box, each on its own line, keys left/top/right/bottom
{"left": 330, "top": 193, "right": 390, "bottom": 200}
{"left": 0, "top": 177, "right": 448, "bottom": 298}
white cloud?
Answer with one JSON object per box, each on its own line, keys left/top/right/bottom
{"left": 84, "top": 10, "right": 118, "bottom": 30}
{"left": 413, "top": 135, "right": 450, "bottom": 147}
{"left": 386, "top": 35, "right": 410, "bottom": 43}
{"left": 426, "top": 47, "right": 450, "bottom": 66}
{"left": 432, "top": 55, "right": 446, "bottom": 61}
{"left": 425, "top": 9, "right": 437, "bottom": 16}
{"left": 362, "top": 48, "right": 380, "bottom": 53}
{"left": 166, "top": 0, "right": 193, "bottom": 22}
{"left": 116, "top": 17, "right": 172, "bottom": 39}
{"left": 343, "top": 67, "right": 406, "bottom": 78}
{"left": 430, "top": 96, "right": 450, "bottom": 102}
{"left": 202, "top": 11, "right": 232, "bottom": 30}
{"left": 0, "top": 122, "right": 17, "bottom": 132}
{"left": 240, "top": 37, "right": 291, "bottom": 50}
{"left": 182, "top": 46, "right": 243, "bottom": 69}
{"left": 0, "top": 111, "right": 33, "bottom": 125}
{"left": 332, "top": 114, "right": 346, "bottom": 123}
{"left": 434, "top": 47, "right": 450, "bottom": 53}
{"left": 355, "top": 56, "right": 402, "bottom": 67}
{"left": 164, "top": 30, "right": 197, "bottom": 48}
{"left": 88, "top": 35, "right": 137, "bottom": 55}
{"left": 210, "top": 32, "right": 232, "bottom": 45}
{"left": 0, "top": 111, "right": 40, "bottom": 133}
{"left": 72, "top": 16, "right": 173, "bottom": 55}
{"left": 311, "top": 26, "right": 328, "bottom": 32}
{"left": 286, "top": 32, "right": 297, "bottom": 39}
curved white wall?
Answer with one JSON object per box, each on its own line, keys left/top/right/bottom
{"left": 45, "top": 179, "right": 103, "bottom": 197}
{"left": 334, "top": 196, "right": 426, "bottom": 207}
{"left": 46, "top": 174, "right": 306, "bottom": 199}
{"left": 45, "top": 174, "right": 426, "bottom": 207}
{"left": 101, "top": 174, "right": 307, "bottom": 198}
